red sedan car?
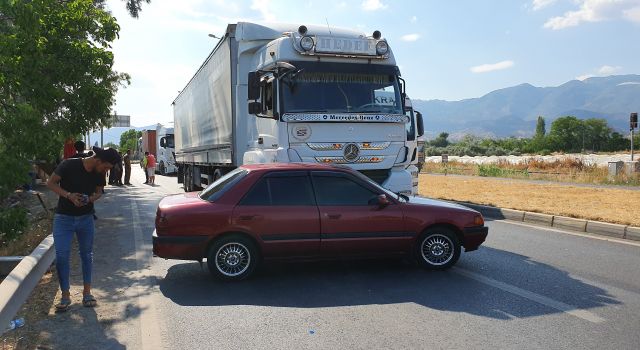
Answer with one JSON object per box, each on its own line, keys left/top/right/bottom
{"left": 153, "top": 163, "right": 488, "bottom": 280}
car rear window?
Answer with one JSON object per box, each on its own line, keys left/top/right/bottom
{"left": 199, "top": 168, "right": 248, "bottom": 202}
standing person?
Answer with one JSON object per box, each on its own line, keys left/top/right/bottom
{"left": 46, "top": 146, "right": 120, "bottom": 311}
{"left": 123, "top": 149, "right": 132, "bottom": 185}
{"left": 142, "top": 152, "right": 149, "bottom": 184}
{"left": 146, "top": 152, "right": 156, "bottom": 185}
{"left": 69, "top": 140, "right": 88, "bottom": 159}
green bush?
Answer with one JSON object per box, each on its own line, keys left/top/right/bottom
{"left": 478, "top": 164, "right": 529, "bottom": 178}
{"left": 0, "top": 206, "right": 29, "bottom": 243}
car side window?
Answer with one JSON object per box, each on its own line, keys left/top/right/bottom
{"left": 240, "top": 174, "right": 315, "bottom": 206}
{"left": 312, "top": 173, "right": 379, "bottom": 206}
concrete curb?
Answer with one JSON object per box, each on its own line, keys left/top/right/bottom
{"left": 455, "top": 201, "right": 640, "bottom": 242}
{"left": 0, "top": 234, "right": 55, "bottom": 335}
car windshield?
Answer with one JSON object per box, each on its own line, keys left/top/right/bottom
{"left": 280, "top": 62, "right": 402, "bottom": 114}
{"left": 199, "top": 168, "right": 248, "bottom": 202}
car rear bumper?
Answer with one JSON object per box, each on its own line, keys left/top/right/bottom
{"left": 462, "top": 226, "right": 488, "bottom": 252}
{"left": 152, "top": 230, "right": 209, "bottom": 260}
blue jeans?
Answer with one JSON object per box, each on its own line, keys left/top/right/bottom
{"left": 53, "top": 214, "right": 95, "bottom": 292}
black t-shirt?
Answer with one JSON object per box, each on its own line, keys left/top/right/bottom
{"left": 54, "top": 159, "right": 106, "bottom": 216}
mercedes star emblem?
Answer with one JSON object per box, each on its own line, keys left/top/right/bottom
{"left": 343, "top": 143, "right": 360, "bottom": 163}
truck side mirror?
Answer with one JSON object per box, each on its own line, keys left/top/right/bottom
{"left": 159, "top": 137, "right": 166, "bottom": 148}
{"left": 248, "top": 101, "right": 262, "bottom": 115}
{"left": 416, "top": 111, "right": 424, "bottom": 137}
{"left": 248, "top": 72, "right": 260, "bottom": 100}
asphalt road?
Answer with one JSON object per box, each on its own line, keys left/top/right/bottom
{"left": 91, "top": 168, "right": 640, "bottom": 350}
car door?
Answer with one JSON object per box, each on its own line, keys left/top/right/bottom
{"left": 311, "top": 171, "right": 409, "bottom": 257}
{"left": 232, "top": 171, "right": 321, "bottom": 258}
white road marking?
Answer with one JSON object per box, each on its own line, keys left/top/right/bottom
{"left": 453, "top": 267, "right": 606, "bottom": 324}
{"left": 131, "top": 196, "right": 165, "bottom": 350}
{"left": 492, "top": 220, "right": 640, "bottom": 248}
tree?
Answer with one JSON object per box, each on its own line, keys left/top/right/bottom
{"left": 119, "top": 129, "right": 141, "bottom": 153}
{"left": 548, "top": 116, "right": 584, "bottom": 153}
{"left": 535, "top": 116, "right": 546, "bottom": 138}
{"left": 430, "top": 132, "right": 450, "bottom": 147}
{"left": 0, "top": 0, "right": 131, "bottom": 198}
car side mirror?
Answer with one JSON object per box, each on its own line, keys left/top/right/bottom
{"left": 377, "top": 194, "right": 390, "bottom": 208}
{"left": 248, "top": 71, "right": 260, "bottom": 100}
{"left": 416, "top": 111, "right": 424, "bottom": 137}
{"left": 248, "top": 101, "right": 262, "bottom": 115}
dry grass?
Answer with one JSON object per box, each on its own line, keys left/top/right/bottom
{"left": 423, "top": 159, "right": 638, "bottom": 186}
{"left": 418, "top": 174, "right": 640, "bottom": 227}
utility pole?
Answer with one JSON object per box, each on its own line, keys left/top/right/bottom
{"left": 631, "top": 113, "right": 638, "bottom": 161}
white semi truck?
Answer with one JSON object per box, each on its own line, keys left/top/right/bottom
{"left": 173, "top": 22, "right": 414, "bottom": 194}
{"left": 156, "top": 125, "right": 177, "bottom": 175}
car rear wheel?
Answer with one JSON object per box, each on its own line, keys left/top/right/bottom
{"left": 415, "top": 228, "right": 460, "bottom": 270}
{"left": 207, "top": 235, "right": 259, "bottom": 281}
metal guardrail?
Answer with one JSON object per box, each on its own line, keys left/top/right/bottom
{"left": 0, "top": 234, "right": 55, "bottom": 335}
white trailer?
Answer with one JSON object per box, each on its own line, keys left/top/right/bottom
{"left": 173, "top": 22, "right": 415, "bottom": 194}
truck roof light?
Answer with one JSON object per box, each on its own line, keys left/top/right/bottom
{"left": 300, "top": 36, "right": 314, "bottom": 51}
{"left": 298, "top": 25, "right": 308, "bottom": 35}
{"left": 376, "top": 40, "right": 389, "bottom": 55}
{"left": 373, "top": 30, "right": 382, "bottom": 39}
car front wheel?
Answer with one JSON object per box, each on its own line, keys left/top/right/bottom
{"left": 207, "top": 235, "right": 259, "bottom": 281}
{"left": 415, "top": 228, "right": 461, "bottom": 270}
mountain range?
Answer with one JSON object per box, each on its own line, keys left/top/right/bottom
{"left": 411, "top": 74, "right": 640, "bottom": 140}
{"left": 91, "top": 75, "right": 640, "bottom": 145}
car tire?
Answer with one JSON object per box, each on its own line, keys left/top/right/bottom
{"left": 415, "top": 228, "right": 461, "bottom": 270}
{"left": 207, "top": 235, "right": 259, "bottom": 281}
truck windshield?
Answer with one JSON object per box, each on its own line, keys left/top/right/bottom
{"left": 280, "top": 63, "right": 402, "bottom": 115}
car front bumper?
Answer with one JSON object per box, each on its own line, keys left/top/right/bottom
{"left": 462, "top": 225, "right": 489, "bottom": 251}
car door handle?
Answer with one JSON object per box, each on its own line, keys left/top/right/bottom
{"left": 239, "top": 215, "right": 262, "bottom": 221}
{"left": 325, "top": 214, "right": 342, "bottom": 220}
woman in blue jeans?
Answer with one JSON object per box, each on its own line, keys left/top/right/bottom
{"left": 47, "top": 146, "right": 120, "bottom": 311}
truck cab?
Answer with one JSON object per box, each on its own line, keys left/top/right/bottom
{"left": 245, "top": 23, "right": 413, "bottom": 194}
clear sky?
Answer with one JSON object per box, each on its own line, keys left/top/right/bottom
{"left": 105, "top": 0, "right": 640, "bottom": 127}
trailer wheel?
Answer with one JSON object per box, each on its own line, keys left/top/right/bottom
{"left": 184, "top": 165, "right": 193, "bottom": 192}
{"left": 213, "top": 168, "right": 222, "bottom": 183}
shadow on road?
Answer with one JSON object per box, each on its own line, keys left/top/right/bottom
{"left": 157, "top": 247, "right": 619, "bottom": 321}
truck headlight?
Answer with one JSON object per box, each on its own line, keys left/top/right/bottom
{"left": 376, "top": 41, "right": 389, "bottom": 55}
{"left": 300, "top": 36, "right": 314, "bottom": 51}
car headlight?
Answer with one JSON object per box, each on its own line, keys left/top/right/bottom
{"left": 300, "top": 36, "right": 314, "bottom": 51}
{"left": 376, "top": 41, "right": 389, "bottom": 55}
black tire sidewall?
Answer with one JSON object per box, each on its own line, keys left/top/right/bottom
{"left": 207, "top": 235, "right": 259, "bottom": 281}
{"left": 415, "top": 228, "right": 461, "bottom": 270}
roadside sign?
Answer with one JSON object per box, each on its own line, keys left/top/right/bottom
{"left": 111, "top": 115, "right": 131, "bottom": 127}
{"left": 631, "top": 112, "right": 638, "bottom": 130}
{"left": 442, "top": 154, "right": 449, "bottom": 163}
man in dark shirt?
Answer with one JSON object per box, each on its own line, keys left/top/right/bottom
{"left": 123, "top": 149, "right": 132, "bottom": 185}
{"left": 46, "top": 146, "right": 120, "bottom": 311}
